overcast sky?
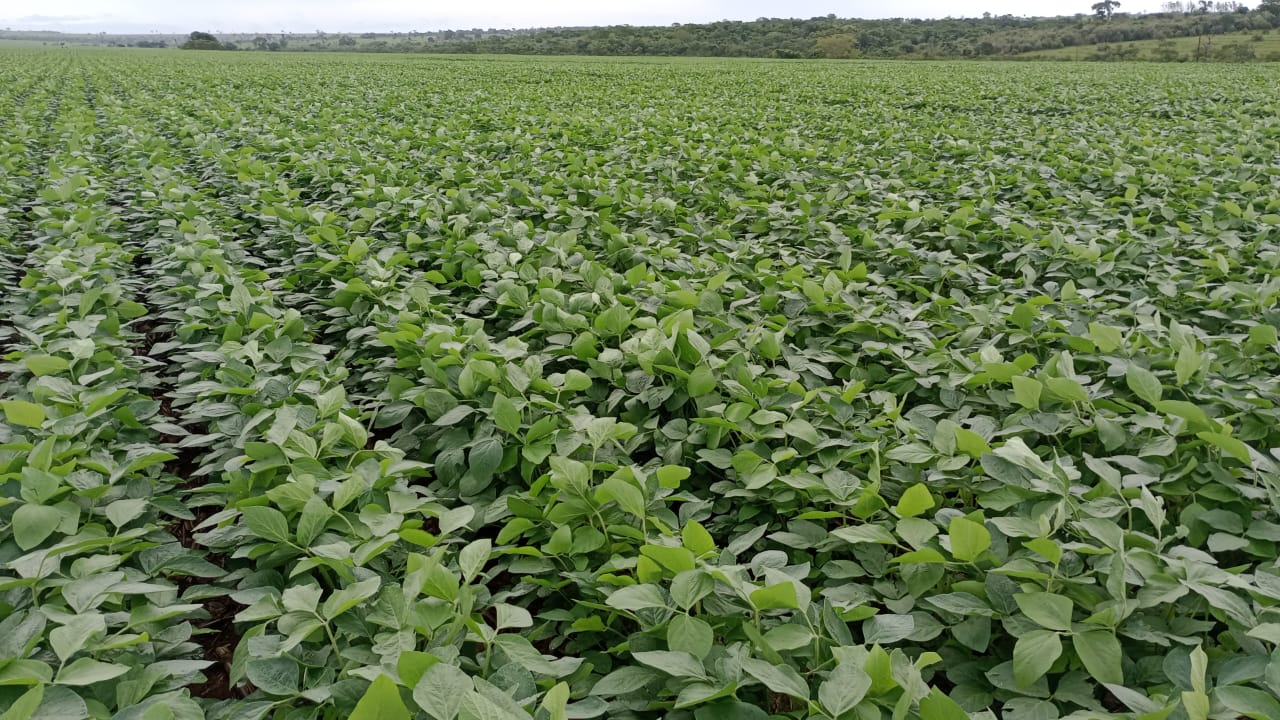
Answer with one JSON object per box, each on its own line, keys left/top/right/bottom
{"left": 2, "top": 0, "right": 1164, "bottom": 34}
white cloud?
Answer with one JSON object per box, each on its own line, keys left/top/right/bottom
{"left": 0, "top": 0, "right": 1163, "bottom": 33}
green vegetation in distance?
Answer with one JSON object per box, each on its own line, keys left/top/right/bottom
{"left": 5, "top": 1, "right": 1280, "bottom": 60}
{"left": 2, "top": 47, "right": 1280, "bottom": 720}
{"left": 1019, "top": 27, "right": 1280, "bottom": 60}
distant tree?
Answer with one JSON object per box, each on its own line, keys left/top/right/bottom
{"left": 252, "top": 36, "right": 269, "bottom": 50}
{"left": 1198, "top": 0, "right": 1213, "bottom": 11}
{"left": 338, "top": 35, "right": 357, "bottom": 46}
{"left": 815, "top": 33, "right": 859, "bottom": 57}
{"left": 1092, "top": 0, "right": 1122, "bottom": 18}
{"left": 180, "top": 31, "right": 224, "bottom": 50}
{"left": 1259, "top": 0, "right": 1280, "bottom": 16}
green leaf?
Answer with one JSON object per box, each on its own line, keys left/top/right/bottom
{"left": 1013, "top": 630, "right": 1062, "bottom": 687}
{"left": 1126, "top": 365, "right": 1162, "bottom": 405}
{"left": 246, "top": 656, "right": 300, "bottom": 696}
{"left": 1011, "top": 375, "right": 1043, "bottom": 410}
{"left": 0, "top": 685, "right": 43, "bottom": 720}
{"left": 468, "top": 437, "right": 504, "bottom": 483}
{"left": 633, "top": 650, "right": 707, "bottom": 679}
{"left": 668, "top": 615, "right": 714, "bottom": 659}
{"left": 1215, "top": 686, "right": 1280, "bottom": 720}
{"left": 896, "top": 483, "right": 934, "bottom": 518}
{"left": 105, "top": 498, "right": 147, "bottom": 528}
{"left": 948, "top": 516, "right": 991, "bottom": 562}
{"left": 641, "top": 544, "right": 696, "bottom": 574}
{"left": 296, "top": 496, "right": 332, "bottom": 547}
{"left": 1174, "top": 344, "right": 1201, "bottom": 385}
{"left": 322, "top": 577, "right": 382, "bottom": 620}
{"left": 540, "top": 682, "right": 570, "bottom": 720}
{"left": 1073, "top": 630, "right": 1123, "bottom": 685}
{"left": 459, "top": 539, "right": 491, "bottom": 583}
{"left": 1015, "top": 592, "right": 1073, "bottom": 631}
{"left": 1044, "top": 376, "right": 1089, "bottom": 404}
{"left": 606, "top": 584, "right": 669, "bottom": 612}
{"left": 351, "top": 675, "right": 410, "bottom": 720}
{"left": 1088, "top": 323, "right": 1124, "bottom": 353}
{"left": 863, "top": 614, "right": 914, "bottom": 644}
{"left": 953, "top": 427, "right": 990, "bottom": 458}
{"left": 656, "top": 465, "right": 691, "bottom": 488}
{"left": 918, "top": 687, "right": 969, "bottom": 720}
{"left": 413, "top": 663, "right": 471, "bottom": 720}
{"left": 2, "top": 400, "right": 46, "bottom": 428}
{"left": 21, "top": 355, "right": 69, "bottom": 377}
{"left": 1196, "top": 432, "right": 1251, "bottom": 464}
{"left": 598, "top": 476, "right": 646, "bottom": 518}
{"left": 819, "top": 662, "right": 871, "bottom": 717}
{"left": 563, "top": 369, "right": 592, "bottom": 392}
{"left": 54, "top": 658, "right": 129, "bottom": 686}
{"left": 740, "top": 658, "right": 808, "bottom": 700}
{"left": 491, "top": 393, "right": 521, "bottom": 435}
{"left": 118, "top": 300, "right": 148, "bottom": 319}
{"left": 749, "top": 582, "right": 798, "bottom": 610}
{"left": 591, "top": 666, "right": 661, "bottom": 696}
{"left": 687, "top": 365, "right": 717, "bottom": 397}
{"left": 241, "top": 506, "right": 291, "bottom": 543}
{"left": 682, "top": 520, "right": 716, "bottom": 556}
{"left": 12, "top": 505, "right": 61, "bottom": 551}
{"left": 1024, "top": 537, "right": 1062, "bottom": 564}
{"left": 1154, "top": 400, "right": 1217, "bottom": 433}
{"left": 671, "top": 571, "right": 714, "bottom": 611}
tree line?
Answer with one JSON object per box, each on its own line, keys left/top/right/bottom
{"left": 172, "top": 3, "right": 1280, "bottom": 60}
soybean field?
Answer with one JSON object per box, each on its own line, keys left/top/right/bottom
{"left": 2, "top": 49, "right": 1280, "bottom": 720}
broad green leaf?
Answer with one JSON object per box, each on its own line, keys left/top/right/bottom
{"left": 322, "top": 577, "right": 381, "bottom": 619}
{"left": 0, "top": 685, "right": 43, "bottom": 720}
{"left": 541, "top": 682, "right": 570, "bottom": 720}
{"left": 1088, "top": 323, "right": 1124, "bottom": 353}
{"left": 245, "top": 656, "right": 300, "bottom": 696}
{"left": 740, "top": 658, "right": 808, "bottom": 700}
{"left": 687, "top": 365, "right": 716, "bottom": 397}
{"left": 591, "top": 666, "right": 661, "bottom": 696}
{"left": 918, "top": 687, "right": 969, "bottom": 720}
{"left": 1011, "top": 376, "right": 1042, "bottom": 410}
{"left": 241, "top": 506, "right": 291, "bottom": 543}
{"left": 682, "top": 520, "right": 716, "bottom": 556}
{"left": 12, "top": 505, "right": 61, "bottom": 550}
{"left": 656, "top": 465, "right": 691, "bottom": 488}
{"left": 2, "top": 400, "right": 45, "bottom": 428}
{"left": 1196, "top": 432, "right": 1251, "bottom": 464}
{"left": 953, "top": 427, "right": 990, "bottom": 458}
{"left": 896, "top": 483, "right": 934, "bottom": 518}
{"left": 606, "top": 584, "right": 668, "bottom": 612}
{"left": 54, "top": 658, "right": 129, "bottom": 686}
{"left": 948, "top": 516, "right": 991, "bottom": 562}
{"left": 749, "top": 582, "right": 798, "bottom": 610}
{"left": 668, "top": 615, "right": 714, "bottom": 659}
{"left": 1073, "top": 630, "right": 1123, "bottom": 684}
{"left": 1014, "top": 592, "right": 1073, "bottom": 631}
{"left": 491, "top": 393, "right": 521, "bottom": 435}
{"left": 413, "top": 663, "right": 472, "bottom": 720}
{"left": 819, "top": 662, "right": 871, "bottom": 717}
{"left": 21, "top": 355, "right": 68, "bottom": 376}
{"left": 633, "top": 650, "right": 707, "bottom": 679}
{"left": 1014, "top": 630, "right": 1062, "bottom": 687}
{"left": 1126, "top": 365, "right": 1162, "bottom": 405}
{"left": 350, "top": 675, "right": 410, "bottom": 720}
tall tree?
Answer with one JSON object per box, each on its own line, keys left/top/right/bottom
{"left": 1092, "top": 0, "right": 1122, "bottom": 17}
